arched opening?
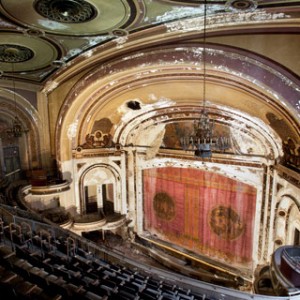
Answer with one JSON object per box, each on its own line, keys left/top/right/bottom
{"left": 274, "top": 196, "right": 300, "bottom": 249}
{"left": 80, "top": 165, "right": 120, "bottom": 218}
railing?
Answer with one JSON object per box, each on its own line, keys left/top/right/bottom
{"left": 282, "top": 247, "right": 300, "bottom": 270}
{"left": 280, "top": 247, "right": 300, "bottom": 287}
{"left": 72, "top": 217, "right": 107, "bottom": 232}
{"left": 1, "top": 204, "right": 299, "bottom": 300}
{"left": 30, "top": 180, "right": 70, "bottom": 195}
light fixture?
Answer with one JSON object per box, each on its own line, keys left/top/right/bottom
{"left": 2, "top": 62, "right": 28, "bottom": 139}
{"left": 180, "top": 0, "right": 231, "bottom": 158}
{"left": 6, "top": 116, "right": 25, "bottom": 138}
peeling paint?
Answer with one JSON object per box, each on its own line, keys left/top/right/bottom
{"left": 82, "top": 49, "right": 95, "bottom": 58}
{"left": 156, "top": 6, "right": 206, "bottom": 23}
{"left": 165, "top": 11, "right": 289, "bottom": 33}
{"left": 67, "top": 120, "right": 79, "bottom": 140}
{"left": 42, "top": 80, "right": 59, "bottom": 94}
{"left": 114, "top": 36, "right": 129, "bottom": 48}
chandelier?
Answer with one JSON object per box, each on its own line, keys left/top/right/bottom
{"left": 180, "top": 0, "right": 231, "bottom": 158}
{"left": 6, "top": 116, "right": 27, "bottom": 138}
{"left": 0, "top": 61, "right": 29, "bottom": 139}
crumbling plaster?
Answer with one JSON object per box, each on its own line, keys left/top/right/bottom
{"left": 54, "top": 41, "right": 299, "bottom": 164}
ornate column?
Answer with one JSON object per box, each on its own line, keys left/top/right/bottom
{"left": 126, "top": 147, "right": 137, "bottom": 229}
{"left": 260, "top": 165, "right": 276, "bottom": 263}
{"left": 135, "top": 152, "right": 144, "bottom": 235}
{"left": 37, "top": 91, "right": 52, "bottom": 171}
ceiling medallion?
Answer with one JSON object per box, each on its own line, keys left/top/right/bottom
{"left": 34, "top": 0, "right": 97, "bottom": 23}
{"left": 225, "top": 0, "right": 258, "bottom": 12}
{"left": 0, "top": 44, "right": 34, "bottom": 63}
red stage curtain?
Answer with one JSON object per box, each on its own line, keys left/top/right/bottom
{"left": 143, "top": 167, "right": 257, "bottom": 268}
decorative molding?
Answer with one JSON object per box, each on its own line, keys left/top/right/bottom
{"left": 0, "top": 44, "right": 34, "bottom": 62}
{"left": 34, "top": 0, "right": 96, "bottom": 23}
{"left": 276, "top": 165, "right": 300, "bottom": 188}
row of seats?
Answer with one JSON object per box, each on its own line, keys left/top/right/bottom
{"left": 0, "top": 217, "right": 209, "bottom": 299}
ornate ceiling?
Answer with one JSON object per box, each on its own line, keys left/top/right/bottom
{"left": 0, "top": 0, "right": 299, "bottom": 84}
{"left": 0, "top": 0, "right": 299, "bottom": 172}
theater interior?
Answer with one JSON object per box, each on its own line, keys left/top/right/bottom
{"left": 0, "top": 0, "right": 300, "bottom": 299}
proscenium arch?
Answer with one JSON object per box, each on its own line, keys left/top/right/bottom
{"left": 78, "top": 163, "right": 123, "bottom": 215}
{"left": 113, "top": 103, "right": 283, "bottom": 160}
{"left": 54, "top": 43, "right": 300, "bottom": 164}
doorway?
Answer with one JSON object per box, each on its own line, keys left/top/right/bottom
{"left": 103, "top": 183, "right": 114, "bottom": 216}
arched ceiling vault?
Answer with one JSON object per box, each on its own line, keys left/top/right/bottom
{"left": 0, "top": 0, "right": 298, "bottom": 173}
{"left": 55, "top": 42, "right": 298, "bottom": 162}
{"left": 114, "top": 103, "right": 283, "bottom": 161}
{"left": 0, "top": 88, "right": 39, "bottom": 132}
{"left": 46, "top": 17, "right": 300, "bottom": 88}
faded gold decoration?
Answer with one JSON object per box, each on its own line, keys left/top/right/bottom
{"left": 78, "top": 117, "right": 114, "bottom": 150}
{"left": 153, "top": 192, "right": 175, "bottom": 221}
{"left": 79, "top": 131, "right": 113, "bottom": 149}
{"left": 209, "top": 206, "right": 245, "bottom": 240}
{"left": 91, "top": 118, "right": 113, "bottom": 134}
